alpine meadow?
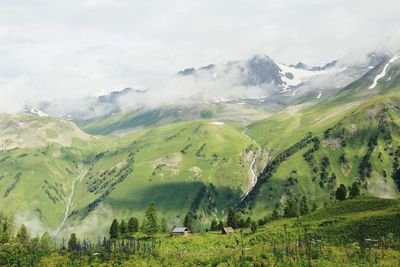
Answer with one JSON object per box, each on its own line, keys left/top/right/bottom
{"left": 1, "top": 1, "right": 400, "bottom": 266}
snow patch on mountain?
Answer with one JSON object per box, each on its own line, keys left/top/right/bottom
{"left": 369, "top": 53, "right": 400, "bottom": 89}
{"left": 29, "top": 107, "right": 48, "bottom": 117}
{"left": 277, "top": 63, "right": 339, "bottom": 92}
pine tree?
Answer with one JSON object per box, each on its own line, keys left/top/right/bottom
{"left": 217, "top": 221, "right": 224, "bottom": 231}
{"left": 299, "top": 196, "right": 309, "bottom": 215}
{"left": 0, "top": 213, "right": 14, "bottom": 244}
{"left": 210, "top": 219, "right": 218, "bottom": 231}
{"left": 128, "top": 217, "right": 139, "bottom": 233}
{"left": 68, "top": 233, "right": 78, "bottom": 251}
{"left": 284, "top": 197, "right": 298, "bottom": 218}
{"left": 120, "top": 219, "right": 127, "bottom": 237}
{"left": 39, "top": 232, "right": 52, "bottom": 251}
{"left": 349, "top": 182, "right": 360, "bottom": 198}
{"left": 335, "top": 184, "right": 347, "bottom": 201}
{"left": 109, "top": 219, "right": 120, "bottom": 239}
{"left": 145, "top": 202, "right": 158, "bottom": 237}
{"left": 160, "top": 218, "right": 167, "bottom": 233}
{"left": 16, "top": 224, "right": 30, "bottom": 244}
{"left": 271, "top": 209, "right": 280, "bottom": 220}
{"left": 183, "top": 212, "right": 193, "bottom": 232}
{"left": 227, "top": 208, "right": 238, "bottom": 229}
{"left": 245, "top": 217, "right": 252, "bottom": 228}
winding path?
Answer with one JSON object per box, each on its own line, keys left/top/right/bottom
{"left": 240, "top": 132, "right": 261, "bottom": 203}
{"left": 54, "top": 168, "right": 87, "bottom": 236}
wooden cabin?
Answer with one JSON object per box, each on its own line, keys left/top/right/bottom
{"left": 171, "top": 227, "right": 190, "bottom": 236}
{"left": 222, "top": 227, "right": 234, "bottom": 235}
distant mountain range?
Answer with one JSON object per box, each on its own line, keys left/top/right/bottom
{"left": 25, "top": 51, "right": 391, "bottom": 128}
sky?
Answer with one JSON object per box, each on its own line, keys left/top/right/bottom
{"left": 0, "top": 0, "right": 400, "bottom": 112}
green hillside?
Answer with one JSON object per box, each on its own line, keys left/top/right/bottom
{"left": 242, "top": 75, "right": 400, "bottom": 218}
{"left": 65, "top": 120, "right": 256, "bottom": 236}
{"left": 2, "top": 196, "right": 400, "bottom": 266}
{"left": 77, "top": 103, "right": 270, "bottom": 135}
{"left": 0, "top": 117, "right": 257, "bottom": 236}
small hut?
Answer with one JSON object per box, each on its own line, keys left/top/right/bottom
{"left": 222, "top": 227, "right": 234, "bottom": 235}
{"left": 171, "top": 227, "right": 190, "bottom": 236}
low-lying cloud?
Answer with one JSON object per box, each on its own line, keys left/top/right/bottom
{"left": 0, "top": 0, "right": 400, "bottom": 113}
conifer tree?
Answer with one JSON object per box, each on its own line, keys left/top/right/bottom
{"left": 299, "top": 196, "right": 309, "bottom": 215}
{"left": 109, "top": 219, "right": 120, "bottom": 239}
{"left": 39, "top": 232, "right": 52, "bottom": 252}
{"left": 16, "top": 224, "right": 30, "bottom": 244}
{"left": 68, "top": 233, "right": 78, "bottom": 251}
{"left": 128, "top": 217, "right": 139, "bottom": 233}
{"left": 183, "top": 212, "right": 193, "bottom": 232}
{"left": 271, "top": 209, "right": 280, "bottom": 220}
{"left": 349, "top": 182, "right": 360, "bottom": 198}
{"left": 145, "top": 202, "right": 158, "bottom": 237}
{"left": 218, "top": 221, "right": 224, "bottom": 231}
{"left": 335, "top": 184, "right": 347, "bottom": 201}
{"left": 245, "top": 217, "right": 252, "bottom": 228}
{"left": 238, "top": 218, "right": 246, "bottom": 228}
{"left": 0, "top": 213, "right": 14, "bottom": 244}
{"left": 284, "top": 197, "right": 298, "bottom": 218}
{"left": 210, "top": 219, "right": 218, "bottom": 231}
{"left": 227, "top": 208, "right": 238, "bottom": 229}
{"left": 120, "top": 219, "right": 127, "bottom": 237}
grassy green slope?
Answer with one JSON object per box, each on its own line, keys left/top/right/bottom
{"left": 0, "top": 115, "right": 97, "bottom": 228}
{"left": 67, "top": 120, "right": 255, "bottom": 235}
{"left": 77, "top": 109, "right": 175, "bottom": 135}
{"left": 147, "top": 197, "right": 400, "bottom": 266}
{"left": 74, "top": 197, "right": 400, "bottom": 266}
{"left": 0, "top": 116, "right": 256, "bottom": 234}
{"left": 244, "top": 74, "right": 400, "bottom": 218}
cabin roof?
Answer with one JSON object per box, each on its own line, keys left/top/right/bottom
{"left": 172, "top": 227, "right": 190, "bottom": 233}
{"left": 222, "top": 227, "right": 234, "bottom": 233}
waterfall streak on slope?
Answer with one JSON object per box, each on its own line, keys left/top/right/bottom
{"left": 240, "top": 132, "right": 261, "bottom": 203}
{"left": 54, "top": 168, "right": 87, "bottom": 236}
{"left": 369, "top": 53, "right": 400, "bottom": 89}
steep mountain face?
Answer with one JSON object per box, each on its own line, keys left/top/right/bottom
{"left": 176, "top": 53, "right": 386, "bottom": 100}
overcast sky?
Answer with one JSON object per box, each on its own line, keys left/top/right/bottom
{"left": 0, "top": 0, "right": 400, "bottom": 112}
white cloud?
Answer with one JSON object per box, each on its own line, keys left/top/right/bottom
{"left": 0, "top": 0, "right": 399, "bottom": 112}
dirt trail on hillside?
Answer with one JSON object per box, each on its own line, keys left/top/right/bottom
{"left": 54, "top": 168, "right": 87, "bottom": 236}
